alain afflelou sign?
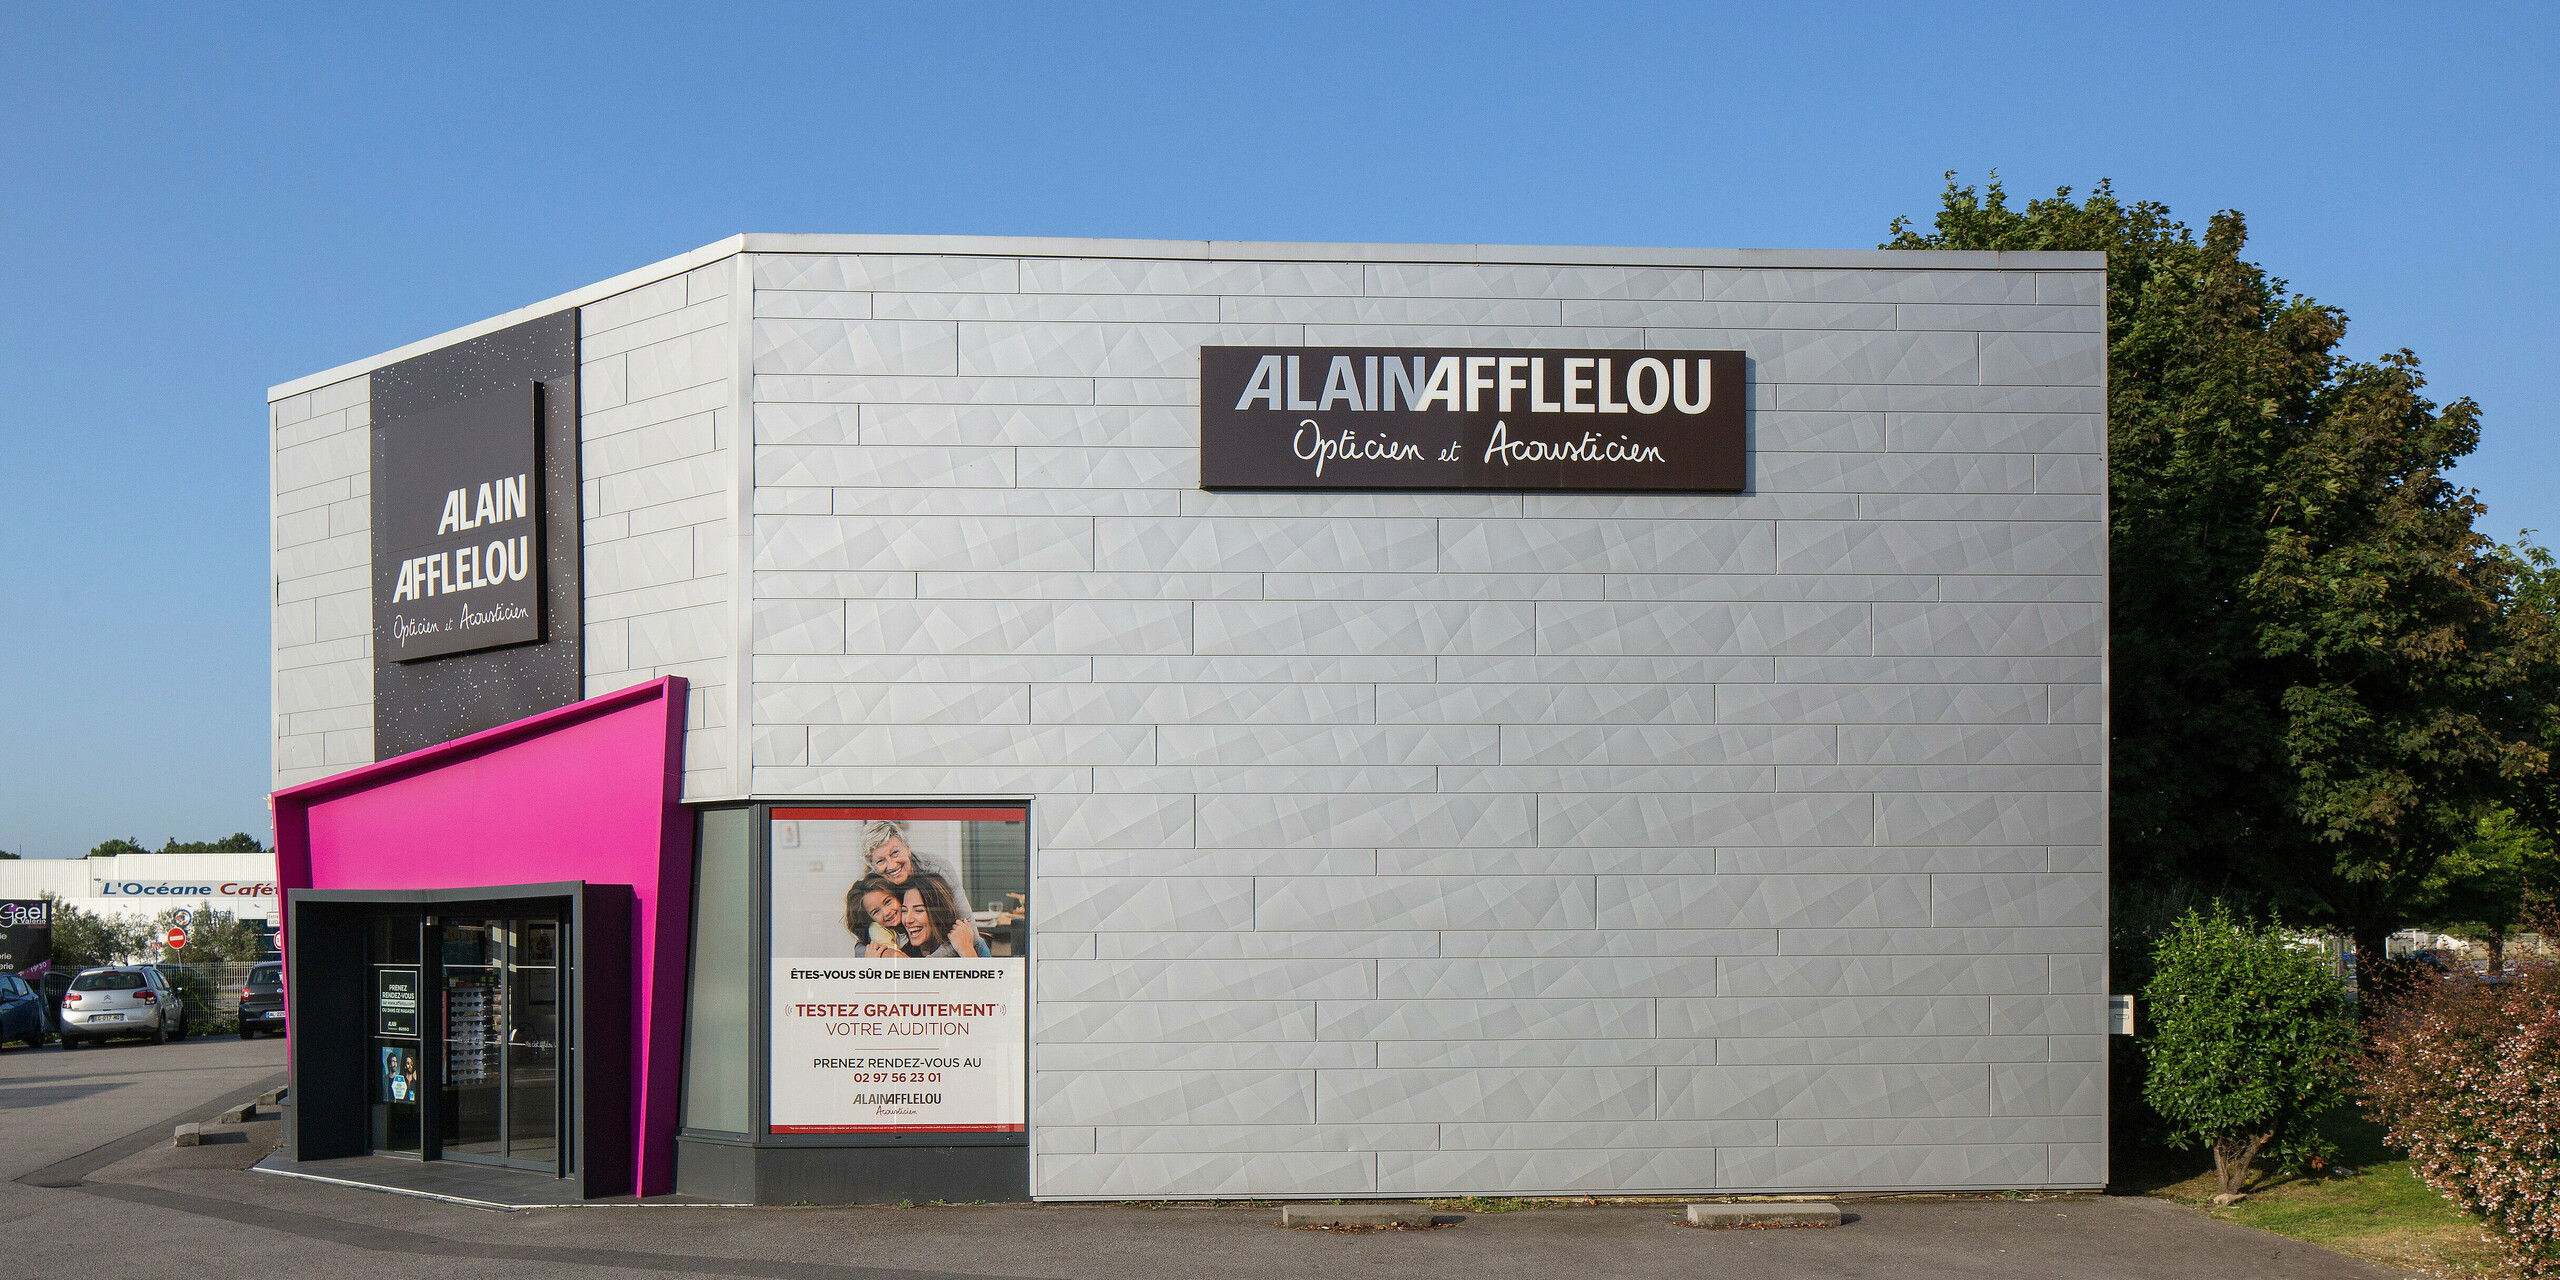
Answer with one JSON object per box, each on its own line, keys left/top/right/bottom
{"left": 1199, "top": 346, "right": 1745, "bottom": 492}
{"left": 369, "top": 383, "right": 545, "bottom": 662}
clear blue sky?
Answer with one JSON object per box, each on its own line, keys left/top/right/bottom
{"left": 1, "top": 3, "right": 2551, "bottom": 858}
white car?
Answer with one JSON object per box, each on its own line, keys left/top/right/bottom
{"left": 58, "top": 966, "right": 189, "bottom": 1047}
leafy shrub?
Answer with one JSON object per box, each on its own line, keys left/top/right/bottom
{"left": 2142, "top": 904, "right": 2358, "bottom": 1195}
{"left": 2363, "top": 961, "right": 2560, "bottom": 1278}
{"left": 41, "top": 892, "right": 156, "bottom": 968}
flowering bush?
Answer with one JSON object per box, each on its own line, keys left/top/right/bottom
{"left": 2142, "top": 904, "right": 2358, "bottom": 1195}
{"left": 2363, "top": 961, "right": 2560, "bottom": 1278}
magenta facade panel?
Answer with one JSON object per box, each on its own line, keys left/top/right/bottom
{"left": 271, "top": 677, "right": 693, "bottom": 1195}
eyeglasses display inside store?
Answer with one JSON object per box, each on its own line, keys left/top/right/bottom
{"left": 366, "top": 909, "right": 569, "bottom": 1173}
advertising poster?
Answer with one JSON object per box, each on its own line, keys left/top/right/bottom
{"left": 379, "top": 1044, "right": 420, "bottom": 1104}
{"left": 376, "top": 968, "right": 420, "bottom": 1038}
{"left": 768, "top": 807, "right": 1028, "bottom": 1137}
{"left": 0, "top": 899, "right": 51, "bottom": 979}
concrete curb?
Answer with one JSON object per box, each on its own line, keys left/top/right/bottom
{"left": 1280, "top": 1205, "right": 1441, "bottom": 1228}
{"left": 172, "top": 1124, "right": 202, "bottom": 1149}
{"left": 15, "top": 1069, "right": 289, "bottom": 1190}
{"left": 1684, "top": 1203, "right": 1841, "bottom": 1229}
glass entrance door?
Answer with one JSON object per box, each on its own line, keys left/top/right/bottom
{"left": 438, "top": 916, "right": 563, "bottom": 1173}
{"left": 367, "top": 913, "right": 425, "bottom": 1157}
{"left": 506, "top": 921, "right": 560, "bottom": 1169}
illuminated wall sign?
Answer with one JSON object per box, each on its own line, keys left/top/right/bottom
{"left": 90, "top": 879, "right": 277, "bottom": 902}
{"left": 1199, "top": 345, "right": 1746, "bottom": 491}
{"left": 0, "top": 899, "right": 48, "bottom": 977}
{"left": 369, "top": 383, "right": 547, "bottom": 662}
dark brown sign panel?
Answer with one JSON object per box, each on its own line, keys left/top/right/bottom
{"left": 368, "top": 311, "right": 582, "bottom": 759}
{"left": 1200, "top": 346, "right": 1744, "bottom": 492}
{"left": 370, "top": 383, "right": 547, "bottom": 663}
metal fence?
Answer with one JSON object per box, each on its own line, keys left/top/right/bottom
{"left": 154, "top": 960, "right": 265, "bottom": 1019}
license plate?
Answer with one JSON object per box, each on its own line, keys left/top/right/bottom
{"left": 93, "top": 1013, "right": 123, "bottom": 1022}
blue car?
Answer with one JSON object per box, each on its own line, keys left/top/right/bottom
{"left": 0, "top": 972, "right": 46, "bottom": 1049}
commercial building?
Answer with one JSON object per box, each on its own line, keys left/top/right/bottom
{"left": 0, "top": 852, "right": 280, "bottom": 928}
{"left": 268, "top": 234, "right": 2109, "bottom": 1204}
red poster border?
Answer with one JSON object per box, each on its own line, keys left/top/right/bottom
{"left": 771, "top": 1124, "right": 1025, "bottom": 1134}
{"left": 773, "top": 807, "right": 1026, "bottom": 823}
{"left": 771, "top": 805, "right": 1029, "bottom": 1142}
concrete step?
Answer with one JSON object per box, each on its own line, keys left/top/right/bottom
{"left": 1684, "top": 1202, "right": 1841, "bottom": 1229}
{"left": 1280, "top": 1205, "right": 1441, "bottom": 1228}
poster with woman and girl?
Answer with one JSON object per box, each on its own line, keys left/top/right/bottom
{"left": 767, "top": 807, "right": 1028, "bottom": 1137}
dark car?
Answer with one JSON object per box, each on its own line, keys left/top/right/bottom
{"left": 0, "top": 973, "right": 45, "bottom": 1049}
{"left": 40, "top": 969, "right": 73, "bottom": 1026}
{"left": 238, "top": 962, "right": 284, "bottom": 1038}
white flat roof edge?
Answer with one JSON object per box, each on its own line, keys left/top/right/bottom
{"left": 268, "top": 235, "right": 750, "bottom": 402}
{"left": 268, "top": 232, "right": 2106, "bottom": 401}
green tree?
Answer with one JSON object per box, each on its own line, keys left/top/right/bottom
{"left": 2143, "top": 904, "right": 2358, "bottom": 1196}
{"left": 0, "top": 849, "right": 18, "bottom": 860}
{"left": 1886, "top": 175, "right": 2560, "bottom": 977}
{"left": 2421, "top": 807, "right": 2556, "bottom": 972}
{"left": 2500, "top": 536, "right": 2560, "bottom": 842}
{"left": 152, "top": 901, "right": 266, "bottom": 963}
{"left": 158, "top": 833, "right": 268, "bottom": 854}
{"left": 2246, "top": 353, "right": 2560, "bottom": 974}
{"left": 86, "top": 837, "right": 148, "bottom": 859}
{"left": 41, "top": 893, "right": 154, "bottom": 969}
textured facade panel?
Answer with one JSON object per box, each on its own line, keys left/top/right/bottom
{"left": 1196, "top": 600, "right": 1538, "bottom": 656}
{"left": 271, "top": 377, "right": 374, "bottom": 787}
{"left": 1536, "top": 601, "right": 1870, "bottom": 657}
{"left": 1379, "top": 1147, "right": 1719, "bottom": 1195}
{"left": 1365, "top": 262, "right": 1704, "bottom": 300}
{"left": 1035, "top": 1070, "right": 1314, "bottom": 1127}
{"left": 1440, "top": 518, "right": 1777, "bottom": 575}
{"left": 1036, "top": 1151, "right": 1375, "bottom": 1198}
{"left": 1320, "top": 1067, "right": 1656, "bottom": 1124}
{"left": 1598, "top": 874, "right": 1933, "bottom": 930}
{"left": 1315, "top": 998, "right": 1651, "bottom": 1042}
{"left": 1701, "top": 268, "right": 2037, "bottom": 305}
{"left": 1197, "top": 793, "right": 1537, "bottom": 849}
{"left": 1658, "top": 996, "right": 1996, "bottom": 1039}
{"left": 1256, "top": 876, "right": 1597, "bottom": 932}
{"left": 1718, "top": 954, "right": 2052, "bottom": 998}
{"left": 1718, "top": 1143, "right": 2049, "bottom": 1190}
{"left": 1658, "top": 1063, "right": 1994, "bottom": 1120}
{"left": 1095, "top": 517, "right": 1437, "bottom": 573}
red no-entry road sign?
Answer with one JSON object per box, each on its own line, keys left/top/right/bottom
{"left": 164, "top": 926, "right": 188, "bottom": 950}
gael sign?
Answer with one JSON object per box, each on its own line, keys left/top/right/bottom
{"left": 1199, "top": 346, "right": 1745, "bottom": 492}
{"left": 1, "top": 900, "right": 50, "bottom": 978}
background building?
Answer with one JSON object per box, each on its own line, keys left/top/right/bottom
{"left": 0, "top": 851, "right": 279, "bottom": 926}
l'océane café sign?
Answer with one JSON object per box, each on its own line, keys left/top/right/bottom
{"left": 1200, "top": 346, "right": 1744, "bottom": 492}
{"left": 371, "top": 383, "right": 546, "bottom": 662}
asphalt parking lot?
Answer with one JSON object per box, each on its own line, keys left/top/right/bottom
{"left": 0, "top": 1034, "right": 2417, "bottom": 1280}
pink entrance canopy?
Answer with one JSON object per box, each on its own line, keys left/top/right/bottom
{"left": 271, "top": 676, "right": 691, "bottom": 1196}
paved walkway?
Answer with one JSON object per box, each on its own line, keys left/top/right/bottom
{"left": 3, "top": 1034, "right": 2417, "bottom": 1280}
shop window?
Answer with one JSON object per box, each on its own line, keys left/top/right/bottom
{"left": 682, "top": 807, "right": 753, "bottom": 1134}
